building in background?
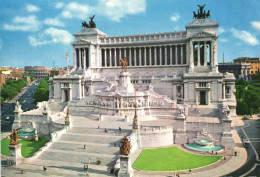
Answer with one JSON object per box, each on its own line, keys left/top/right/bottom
{"left": 49, "top": 66, "right": 71, "bottom": 77}
{"left": 218, "top": 62, "right": 251, "bottom": 80}
{"left": 24, "top": 66, "right": 49, "bottom": 80}
{"left": 0, "top": 73, "right": 5, "bottom": 88}
{"left": 10, "top": 68, "right": 25, "bottom": 80}
{"left": 234, "top": 57, "right": 260, "bottom": 75}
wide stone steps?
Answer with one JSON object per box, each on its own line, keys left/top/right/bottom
{"left": 38, "top": 149, "right": 117, "bottom": 167}
{"left": 59, "top": 134, "right": 122, "bottom": 145}
{"left": 49, "top": 141, "right": 120, "bottom": 155}
{"left": 67, "top": 127, "right": 131, "bottom": 136}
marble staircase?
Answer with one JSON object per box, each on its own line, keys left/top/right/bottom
{"left": 27, "top": 125, "right": 131, "bottom": 176}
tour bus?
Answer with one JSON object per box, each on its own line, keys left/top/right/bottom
{"left": 243, "top": 139, "right": 250, "bottom": 148}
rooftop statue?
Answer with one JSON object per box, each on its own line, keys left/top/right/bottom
{"left": 82, "top": 15, "right": 96, "bottom": 28}
{"left": 10, "top": 129, "right": 19, "bottom": 145}
{"left": 120, "top": 136, "right": 130, "bottom": 155}
{"left": 193, "top": 4, "right": 210, "bottom": 19}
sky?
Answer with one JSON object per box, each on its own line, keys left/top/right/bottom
{"left": 0, "top": 0, "right": 260, "bottom": 68}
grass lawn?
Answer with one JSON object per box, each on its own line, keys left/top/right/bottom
{"left": 133, "top": 146, "right": 222, "bottom": 171}
{"left": 1, "top": 137, "right": 49, "bottom": 158}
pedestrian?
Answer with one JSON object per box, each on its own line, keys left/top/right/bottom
{"left": 119, "top": 127, "right": 121, "bottom": 132}
{"left": 43, "top": 166, "right": 47, "bottom": 171}
{"left": 105, "top": 129, "right": 108, "bottom": 133}
{"left": 234, "top": 151, "right": 237, "bottom": 156}
{"left": 215, "top": 151, "right": 218, "bottom": 155}
{"left": 88, "top": 159, "right": 91, "bottom": 164}
{"left": 189, "top": 169, "right": 191, "bottom": 172}
{"left": 114, "top": 143, "right": 116, "bottom": 147}
{"left": 86, "top": 169, "right": 89, "bottom": 176}
{"left": 211, "top": 150, "right": 213, "bottom": 154}
{"left": 84, "top": 145, "right": 86, "bottom": 149}
{"left": 224, "top": 156, "right": 226, "bottom": 160}
{"left": 98, "top": 126, "right": 100, "bottom": 129}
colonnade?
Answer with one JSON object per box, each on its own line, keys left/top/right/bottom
{"left": 74, "top": 48, "right": 89, "bottom": 69}
{"left": 192, "top": 41, "right": 212, "bottom": 66}
{"left": 101, "top": 44, "right": 186, "bottom": 67}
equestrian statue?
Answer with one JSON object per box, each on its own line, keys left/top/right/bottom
{"left": 82, "top": 15, "right": 96, "bottom": 28}
{"left": 120, "top": 56, "right": 128, "bottom": 72}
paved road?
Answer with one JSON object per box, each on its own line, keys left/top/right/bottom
{"left": 224, "top": 119, "right": 260, "bottom": 177}
{"left": 1, "top": 81, "right": 39, "bottom": 133}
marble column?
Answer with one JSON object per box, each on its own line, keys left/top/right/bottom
{"left": 104, "top": 49, "right": 107, "bottom": 67}
{"left": 83, "top": 48, "right": 86, "bottom": 70}
{"left": 149, "top": 47, "right": 152, "bottom": 65}
{"left": 109, "top": 48, "right": 112, "bottom": 67}
{"left": 211, "top": 41, "right": 214, "bottom": 67}
{"left": 139, "top": 47, "right": 142, "bottom": 66}
{"left": 159, "top": 46, "right": 162, "bottom": 65}
{"left": 114, "top": 48, "right": 117, "bottom": 66}
{"left": 79, "top": 48, "right": 82, "bottom": 69}
{"left": 181, "top": 45, "right": 183, "bottom": 65}
{"left": 119, "top": 48, "right": 122, "bottom": 63}
{"left": 129, "top": 48, "right": 132, "bottom": 66}
{"left": 188, "top": 41, "right": 194, "bottom": 73}
{"left": 204, "top": 41, "right": 207, "bottom": 66}
{"left": 155, "top": 46, "right": 157, "bottom": 65}
{"left": 175, "top": 45, "right": 178, "bottom": 65}
{"left": 134, "top": 47, "right": 137, "bottom": 66}
{"left": 197, "top": 42, "right": 200, "bottom": 66}
{"left": 124, "top": 48, "right": 126, "bottom": 58}
{"left": 170, "top": 46, "right": 173, "bottom": 65}
{"left": 165, "top": 46, "right": 167, "bottom": 65}
{"left": 144, "top": 47, "right": 147, "bottom": 66}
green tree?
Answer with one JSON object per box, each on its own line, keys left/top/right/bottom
{"left": 0, "top": 97, "right": 4, "bottom": 104}
{"left": 33, "top": 79, "right": 49, "bottom": 103}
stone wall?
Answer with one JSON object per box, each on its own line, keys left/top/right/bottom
{"left": 139, "top": 126, "right": 173, "bottom": 148}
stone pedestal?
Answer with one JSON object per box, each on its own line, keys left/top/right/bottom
{"left": 12, "top": 102, "right": 23, "bottom": 130}
{"left": 116, "top": 72, "right": 134, "bottom": 93}
{"left": 118, "top": 155, "right": 132, "bottom": 177}
{"left": 175, "top": 116, "right": 187, "bottom": 144}
{"left": 221, "top": 119, "right": 234, "bottom": 148}
{"left": 7, "top": 143, "right": 22, "bottom": 166}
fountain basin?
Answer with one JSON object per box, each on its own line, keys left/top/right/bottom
{"left": 195, "top": 139, "right": 213, "bottom": 146}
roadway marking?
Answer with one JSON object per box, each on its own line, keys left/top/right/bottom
{"left": 241, "top": 127, "right": 259, "bottom": 161}
{"left": 239, "top": 120, "right": 260, "bottom": 177}
{"left": 240, "top": 163, "right": 260, "bottom": 177}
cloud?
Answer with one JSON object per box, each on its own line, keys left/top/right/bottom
{"left": 218, "top": 38, "right": 227, "bottom": 43}
{"left": 230, "top": 28, "right": 259, "bottom": 46}
{"left": 29, "top": 27, "right": 73, "bottom": 47}
{"left": 55, "top": 2, "right": 64, "bottom": 9}
{"left": 59, "top": 0, "right": 146, "bottom": 22}
{"left": 170, "top": 13, "right": 180, "bottom": 22}
{"left": 251, "top": 21, "right": 260, "bottom": 32}
{"left": 3, "top": 15, "right": 40, "bottom": 32}
{"left": 26, "top": 4, "right": 40, "bottom": 12}
{"left": 97, "top": 0, "right": 146, "bottom": 22}
{"left": 44, "top": 18, "right": 65, "bottom": 27}
{"left": 61, "top": 2, "right": 91, "bottom": 19}
{"left": 218, "top": 27, "right": 225, "bottom": 35}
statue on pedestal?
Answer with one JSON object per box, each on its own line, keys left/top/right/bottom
{"left": 120, "top": 56, "right": 128, "bottom": 72}
{"left": 120, "top": 136, "right": 130, "bottom": 155}
{"left": 82, "top": 15, "right": 96, "bottom": 28}
{"left": 193, "top": 4, "right": 210, "bottom": 19}
{"left": 10, "top": 130, "right": 19, "bottom": 145}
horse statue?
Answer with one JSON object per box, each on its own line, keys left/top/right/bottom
{"left": 193, "top": 11, "right": 198, "bottom": 19}
{"left": 82, "top": 15, "right": 96, "bottom": 29}
{"left": 120, "top": 56, "right": 128, "bottom": 72}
